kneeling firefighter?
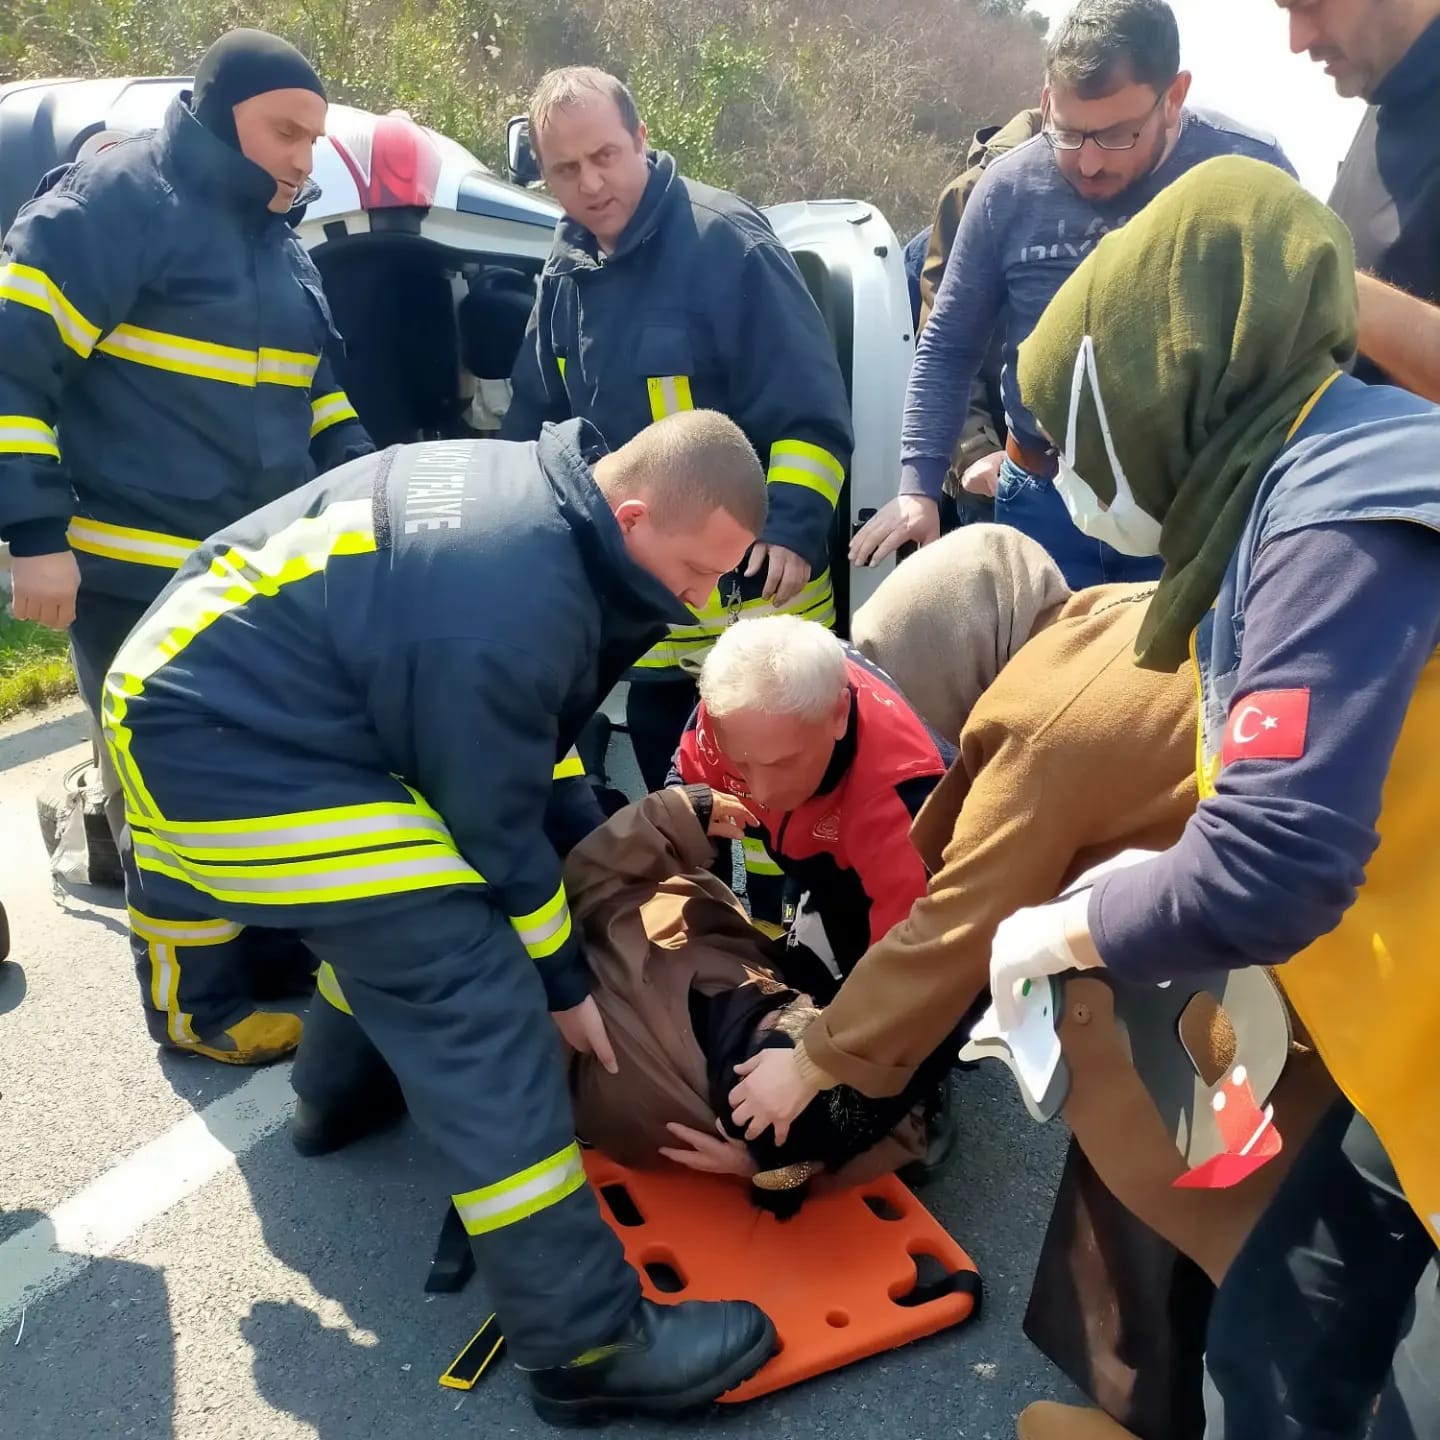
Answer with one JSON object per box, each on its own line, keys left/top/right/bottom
{"left": 102, "top": 411, "right": 778, "bottom": 1422}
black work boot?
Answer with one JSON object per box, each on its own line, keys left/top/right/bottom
{"left": 290, "top": 1077, "right": 408, "bottom": 1157}
{"left": 525, "top": 1297, "right": 777, "bottom": 1427}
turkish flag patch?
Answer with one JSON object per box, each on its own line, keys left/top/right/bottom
{"left": 1221, "top": 688, "right": 1310, "bottom": 766}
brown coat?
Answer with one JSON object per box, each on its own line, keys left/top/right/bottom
{"left": 807, "top": 586, "right": 1336, "bottom": 1282}
{"left": 563, "top": 787, "right": 922, "bottom": 1184}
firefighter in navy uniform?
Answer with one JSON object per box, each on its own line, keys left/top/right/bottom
{"left": 501, "top": 67, "right": 854, "bottom": 860}
{"left": 0, "top": 31, "right": 372, "bottom": 1062}
{"left": 102, "top": 412, "right": 776, "bottom": 1420}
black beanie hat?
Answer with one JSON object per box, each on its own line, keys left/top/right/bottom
{"left": 191, "top": 29, "right": 326, "bottom": 150}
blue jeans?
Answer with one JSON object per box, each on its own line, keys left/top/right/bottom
{"left": 994, "top": 456, "right": 1162, "bottom": 590}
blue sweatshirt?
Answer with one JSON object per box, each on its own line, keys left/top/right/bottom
{"left": 1091, "top": 516, "right": 1440, "bottom": 978}
{"left": 899, "top": 110, "right": 1294, "bottom": 500}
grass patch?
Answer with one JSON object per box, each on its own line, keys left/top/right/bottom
{"left": 0, "top": 607, "right": 76, "bottom": 721}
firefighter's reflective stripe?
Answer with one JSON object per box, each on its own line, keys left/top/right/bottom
{"left": 451, "top": 1141, "right": 587, "bottom": 1236}
{"left": 128, "top": 833, "right": 483, "bottom": 906}
{"left": 646, "top": 374, "right": 694, "bottom": 421}
{"left": 633, "top": 568, "right": 837, "bottom": 673}
{"left": 103, "top": 496, "right": 378, "bottom": 824}
{"left": 310, "top": 390, "right": 359, "bottom": 438}
{"left": 510, "top": 882, "right": 573, "bottom": 961}
{"left": 128, "top": 906, "right": 242, "bottom": 947}
{"left": 95, "top": 322, "right": 320, "bottom": 389}
{"left": 741, "top": 836, "right": 783, "bottom": 878}
{"left": 0, "top": 414, "right": 60, "bottom": 459}
{"left": 556, "top": 356, "right": 567, "bottom": 382}
{"left": 767, "top": 438, "right": 845, "bottom": 507}
{"left": 146, "top": 937, "right": 198, "bottom": 1045}
{"left": 552, "top": 749, "right": 586, "bottom": 782}
{"left": 0, "top": 260, "right": 100, "bottom": 357}
{"left": 68, "top": 516, "right": 198, "bottom": 569}
{"left": 316, "top": 960, "right": 353, "bottom": 1015}
{"left": 130, "top": 798, "right": 453, "bottom": 861}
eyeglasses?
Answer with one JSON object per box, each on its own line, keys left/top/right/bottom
{"left": 1042, "top": 92, "right": 1166, "bottom": 152}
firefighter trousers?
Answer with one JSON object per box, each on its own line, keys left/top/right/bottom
{"left": 290, "top": 885, "right": 640, "bottom": 1367}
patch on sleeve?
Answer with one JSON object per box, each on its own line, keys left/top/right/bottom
{"left": 1221, "top": 689, "right": 1310, "bottom": 766}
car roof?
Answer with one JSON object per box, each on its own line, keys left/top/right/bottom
{"left": 0, "top": 75, "right": 560, "bottom": 235}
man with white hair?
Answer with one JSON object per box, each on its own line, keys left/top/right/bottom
{"left": 672, "top": 616, "right": 954, "bottom": 1007}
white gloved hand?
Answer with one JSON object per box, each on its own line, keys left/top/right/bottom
{"left": 989, "top": 888, "right": 1096, "bottom": 1032}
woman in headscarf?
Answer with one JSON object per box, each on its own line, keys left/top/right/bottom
{"left": 999, "top": 155, "right": 1440, "bottom": 1440}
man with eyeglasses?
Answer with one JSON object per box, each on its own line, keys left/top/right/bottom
{"left": 851, "top": 0, "right": 1295, "bottom": 587}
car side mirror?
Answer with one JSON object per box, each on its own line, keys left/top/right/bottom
{"left": 506, "top": 115, "right": 541, "bottom": 188}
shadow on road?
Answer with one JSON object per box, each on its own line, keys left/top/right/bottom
{"left": 0, "top": 962, "right": 26, "bottom": 1017}
{"left": 0, "top": 707, "right": 87, "bottom": 776}
{"left": 0, "top": 1211, "right": 177, "bottom": 1440}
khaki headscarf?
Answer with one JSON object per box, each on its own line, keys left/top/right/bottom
{"left": 1017, "top": 156, "right": 1357, "bottom": 672}
{"left": 851, "top": 524, "right": 1070, "bottom": 739}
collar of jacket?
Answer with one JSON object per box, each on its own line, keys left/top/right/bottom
{"left": 161, "top": 95, "right": 321, "bottom": 227}
{"left": 812, "top": 686, "right": 860, "bottom": 798}
{"left": 548, "top": 151, "right": 681, "bottom": 275}
{"left": 537, "top": 418, "right": 695, "bottom": 633}
{"left": 1373, "top": 14, "right": 1440, "bottom": 112}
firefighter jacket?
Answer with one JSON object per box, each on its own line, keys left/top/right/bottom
{"left": 103, "top": 422, "right": 689, "bottom": 1011}
{"left": 502, "top": 151, "right": 853, "bottom": 679}
{"left": 0, "top": 96, "right": 372, "bottom": 603}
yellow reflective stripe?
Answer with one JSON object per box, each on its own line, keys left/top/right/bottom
{"left": 646, "top": 374, "right": 694, "bottom": 421}
{"left": 0, "top": 414, "right": 60, "bottom": 459}
{"left": 128, "top": 906, "right": 243, "bottom": 947}
{"left": 555, "top": 355, "right": 567, "bottom": 381}
{"left": 68, "top": 516, "right": 198, "bottom": 569}
{"left": 147, "top": 939, "right": 197, "bottom": 1045}
{"left": 0, "top": 261, "right": 100, "bottom": 357}
{"left": 316, "top": 960, "right": 353, "bottom": 1015}
{"left": 309, "top": 390, "right": 359, "bottom": 437}
{"left": 259, "top": 346, "right": 321, "bottom": 388}
{"left": 452, "top": 1142, "right": 586, "bottom": 1236}
{"left": 133, "top": 802, "right": 452, "bottom": 862}
{"left": 741, "top": 837, "right": 783, "bottom": 877}
{"left": 95, "top": 323, "right": 319, "bottom": 388}
{"left": 509, "top": 882, "right": 573, "bottom": 960}
{"left": 767, "top": 439, "right": 845, "bottom": 507}
{"left": 552, "top": 749, "right": 586, "bottom": 782}
{"left": 102, "top": 498, "right": 380, "bottom": 830}
{"left": 633, "top": 570, "right": 836, "bottom": 670}
{"left": 132, "top": 835, "right": 483, "bottom": 907}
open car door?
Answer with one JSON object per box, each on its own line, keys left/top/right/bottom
{"left": 764, "top": 199, "right": 914, "bottom": 622}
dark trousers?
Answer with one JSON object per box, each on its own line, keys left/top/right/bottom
{"left": 291, "top": 889, "right": 640, "bottom": 1367}
{"left": 1203, "top": 1100, "right": 1439, "bottom": 1439}
{"left": 68, "top": 588, "right": 148, "bottom": 846}
{"left": 625, "top": 678, "right": 700, "bottom": 792}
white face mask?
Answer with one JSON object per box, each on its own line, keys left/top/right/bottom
{"left": 1052, "top": 336, "right": 1164, "bottom": 558}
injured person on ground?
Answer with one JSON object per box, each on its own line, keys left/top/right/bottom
{"left": 563, "top": 785, "right": 958, "bottom": 1214}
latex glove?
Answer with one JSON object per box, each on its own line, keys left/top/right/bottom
{"left": 745, "top": 543, "right": 811, "bottom": 606}
{"left": 11, "top": 550, "right": 80, "bottom": 629}
{"left": 552, "top": 995, "right": 618, "bottom": 1074}
{"left": 989, "top": 888, "right": 1098, "bottom": 1032}
{"left": 728, "top": 1047, "right": 819, "bottom": 1146}
{"left": 659, "top": 1120, "right": 757, "bottom": 1178}
{"left": 848, "top": 495, "right": 940, "bottom": 567}
{"left": 960, "top": 448, "right": 1005, "bottom": 497}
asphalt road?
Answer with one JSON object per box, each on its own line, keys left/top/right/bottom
{"left": 0, "top": 697, "right": 1079, "bottom": 1440}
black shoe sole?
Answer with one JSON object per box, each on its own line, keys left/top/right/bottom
{"left": 530, "top": 1317, "right": 779, "bottom": 1428}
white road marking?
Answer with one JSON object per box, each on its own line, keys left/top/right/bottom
{"left": 0, "top": 1065, "right": 294, "bottom": 1327}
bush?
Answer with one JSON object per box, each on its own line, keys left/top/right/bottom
{"left": 1, "top": 0, "right": 1045, "bottom": 237}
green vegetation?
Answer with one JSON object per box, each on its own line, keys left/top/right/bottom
{"left": 0, "top": 607, "right": 75, "bottom": 721}
{"left": 0, "top": 0, "right": 1048, "bottom": 237}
